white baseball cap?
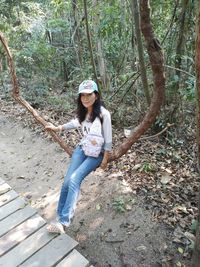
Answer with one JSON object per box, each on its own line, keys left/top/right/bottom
{"left": 78, "top": 80, "right": 98, "bottom": 94}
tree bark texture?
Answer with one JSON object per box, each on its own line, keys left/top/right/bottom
{"left": 0, "top": 32, "right": 72, "bottom": 156}
{"left": 174, "top": 0, "right": 189, "bottom": 91}
{"left": 192, "top": 189, "right": 200, "bottom": 266}
{"left": 63, "top": 60, "right": 69, "bottom": 83}
{"left": 83, "top": 0, "right": 99, "bottom": 90}
{"left": 93, "top": 0, "right": 110, "bottom": 91}
{"left": 71, "top": 0, "right": 83, "bottom": 67}
{"left": 195, "top": 0, "right": 200, "bottom": 173}
{"left": 131, "top": 0, "right": 151, "bottom": 106}
{"left": 110, "top": 0, "right": 165, "bottom": 161}
{"left": 192, "top": 1, "right": 200, "bottom": 265}
{"left": 161, "top": 0, "right": 179, "bottom": 45}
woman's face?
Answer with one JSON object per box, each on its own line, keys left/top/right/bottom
{"left": 80, "top": 92, "right": 97, "bottom": 109}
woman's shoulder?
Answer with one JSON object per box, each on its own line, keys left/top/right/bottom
{"left": 100, "top": 106, "right": 111, "bottom": 117}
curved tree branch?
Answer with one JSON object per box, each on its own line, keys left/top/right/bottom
{"left": 0, "top": 32, "right": 73, "bottom": 156}
{"left": 83, "top": 0, "right": 99, "bottom": 91}
{"left": 0, "top": 0, "right": 165, "bottom": 163}
{"left": 109, "top": 0, "right": 165, "bottom": 161}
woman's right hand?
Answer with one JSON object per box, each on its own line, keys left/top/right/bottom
{"left": 45, "top": 123, "right": 62, "bottom": 132}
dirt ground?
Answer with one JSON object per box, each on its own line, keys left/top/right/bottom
{"left": 0, "top": 106, "right": 181, "bottom": 267}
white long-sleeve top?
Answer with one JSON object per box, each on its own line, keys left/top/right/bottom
{"left": 63, "top": 106, "right": 112, "bottom": 151}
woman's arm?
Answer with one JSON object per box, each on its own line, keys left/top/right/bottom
{"left": 100, "top": 151, "right": 110, "bottom": 170}
{"left": 45, "top": 118, "right": 80, "bottom": 132}
{"left": 45, "top": 123, "right": 63, "bottom": 132}
{"left": 100, "top": 108, "right": 112, "bottom": 170}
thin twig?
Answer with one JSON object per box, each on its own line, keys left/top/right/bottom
{"left": 164, "top": 64, "right": 194, "bottom": 77}
{"left": 105, "top": 239, "right": 124, "bottom": 243}
{"left": 109, "top": 71, "right": 140, "bottom": 100}
{"left": 141, "top": 123, "right": 174, "bottom": 140}
{"left": 161, "top": 0, "right": 179, "bottom": 45}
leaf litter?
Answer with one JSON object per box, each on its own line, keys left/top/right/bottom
{"left": 108, "top": 128, "right": 199, "bottom": 264}
{"left": 1, "top": 99, "right": 199, "bottom": 265}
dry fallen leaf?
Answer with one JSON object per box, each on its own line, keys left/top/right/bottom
{"left": 135, "top": 245, "right": 147, "bottom": 251}
{"left": 125, "top": 204, "right": 132, "bottom": 211}
{"left": 161, "top": 173, "right": 172, "bottom": 184}
{"left": 96, "top": 203, "right": 102, "bottom": 211}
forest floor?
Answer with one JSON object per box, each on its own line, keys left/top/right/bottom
{"left": 0, "top": 99, "right": 198, "bottom": 267}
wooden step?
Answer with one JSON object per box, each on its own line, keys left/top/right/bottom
{"left": 0, "top": 178, "right": 90, "bottom": 267}
{"left": 56, "top": 249, "right": 89, "bottom": 267}
{"left": 0, "top": 182, "right": 11, "bottom": 195}
{"left": 20, "top": 234, "right": 78, "bottom": 267}
{"left": 0, "top": 205, "right": 37, "bottom": 237}
{"left": 0, "top": 214, "right": 46, "bottom": 257}
{"left": 0, "top": 196, "right": 26, "bottom": 221}
{"left": 0, "top": 190, "right": 18, "bottom": 207}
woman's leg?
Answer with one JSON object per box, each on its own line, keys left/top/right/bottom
{"left": 57, "top": 146, "right": 86, "bottom": 219}
{"left": 59, "top": 153, "right": 103, "bottom": 226}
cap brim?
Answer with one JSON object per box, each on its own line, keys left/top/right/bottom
{"left": 78, "top": 89, "right": 95, "bottom": 94}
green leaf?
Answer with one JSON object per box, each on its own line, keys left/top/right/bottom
{"left": 178, "top": 247, "right": 184, "bottom": 254}
{"left": 96, "top": 204, "right": 102, "bottom": 211}
{"left": 191, "top": 220, "right": 198, "bottom": 231}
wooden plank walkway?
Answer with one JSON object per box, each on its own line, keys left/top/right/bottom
{"left": 0, "top": 178, "right": 90, "bottom": 267}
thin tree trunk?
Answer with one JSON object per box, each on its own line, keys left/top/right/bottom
{"left": 192, "top": 191, "right": 200, "bottom": 266}
{"left": 174, "top": 0, "right": 189, "bottom": 93}
{"left": 83, "top": 0, "right": 99, "bottom": 90}
{"left": 131, "top": 23, "right": 137, "bottom": 71}
{"left": 161, "top": 0, "right": 179, "bottom": 45}
{"left": 63, "top": 60, "right": 69, "bottom": 83}
{"left": 192, "top": 1, "right": 200, "bottom": 265}
{"left": 131, "top": 0, "right": 151, "bottom": 106}
{"left": 72, "top": 0, "right": 83, "bottom": 67}
{"left": 110, "top": 0, "right": 165, "bottom": 161}
{"left": 0, "top": 60, "right": 6, "bottom": 92}
{"left": 93, "top": 0, "right": 110, "bottom": 90}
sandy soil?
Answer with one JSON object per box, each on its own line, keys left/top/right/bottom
{"left": 0, "top": 111, "right": 171, "bottom": 267}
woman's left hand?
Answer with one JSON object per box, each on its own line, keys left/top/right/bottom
{"left": 100, "top": 160, "right": 108, "bottom": 170}
{"left": 100, "top": 151, "right": 110, "bottom": 170}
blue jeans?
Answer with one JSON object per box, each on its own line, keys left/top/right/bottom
{"left": 57, "top": 145, "right": 103, "bottom": 226}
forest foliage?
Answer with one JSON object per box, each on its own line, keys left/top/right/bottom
{"left": 0, "top": 0, "right": 196, "bottom": 129}
{"left": 0, "top": 1, "right": 199, "bottom": 265}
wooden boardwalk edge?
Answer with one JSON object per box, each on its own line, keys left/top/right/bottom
{"left": 0, "top": 179, "right": 90, "bottom": 267}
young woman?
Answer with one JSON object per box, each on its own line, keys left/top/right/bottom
{"left": 46, "top": 80, "right": 112, "bottom": 233}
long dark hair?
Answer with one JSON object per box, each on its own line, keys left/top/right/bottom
{"left": 77, "top": 92, "right": 103, "bottom": 123}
